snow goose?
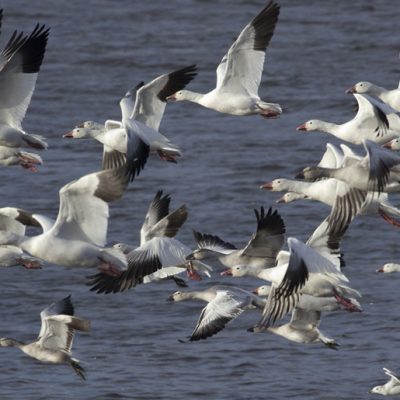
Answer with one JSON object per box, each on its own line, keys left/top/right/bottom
{"left": 0, "top": 23, "right": 49, "bottom": 149}
{"left": 168, "top": 285, "right": 266, "bottom": 341}
{"left": 348, "top": 81, "right": 400, "bottom": 112}
{"left": 87, "top": 190, "right": 212, "bottom": 294}
{"left": 254, "top": 308, "right": 339, "bottom": 349}
{"left": 263, "top": 143, "right": 400, "bottom": 227}
{"left": 253, "top": 285, "right": 361, "bottom": 313}
{"left": 376, "top": 263, "right": 400, "bottom": 273}
{"left": 166, "top": 1, "right": 282, "bottom": 118}
{"left": 370, "top": 368, "right": 400, "bottom": 396}
{"left": 225, "top": 200, "right": 362, "bottom": 329}
{"left": 296, "top": 139, "right": 400, "bottom": 194}
{"left": 65, "top": 65, "right": 197, "bottom": 180}
{"left": 0, "top": 295, "right": 90, "bottom": 380}
{"left": 186, "top": 206, "right": 285, "bottom": 271}
{"left": 297, "top": 94, "right": 400, "bottom": 145}
{"left": 383, "top": 137, "right": 400, "bottom": 150}
{"left": 0, "top": 167, "right": 130, "bottom": 278}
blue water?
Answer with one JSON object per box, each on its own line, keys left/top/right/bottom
{"left": 0, "top": 0, "right": 400, "bottom": 399}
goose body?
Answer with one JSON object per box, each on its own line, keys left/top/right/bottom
{"left": 0, "top": 296, "right": 90, "bottom": 380}
{"left": 297, "top": 94, "right": 400, "bottom": 145}
{"left": 167, "top": 1, "right": 282, "bottom": 118}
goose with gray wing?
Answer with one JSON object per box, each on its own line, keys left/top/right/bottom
{"left": 0, "top": 295, "right": 90, "bottom": 380}
{"left": 186, "top": 206, "right": 285, "bottom": 271}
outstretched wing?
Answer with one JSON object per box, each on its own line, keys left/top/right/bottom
{"left": 130, "top": 65, "right": 197, "bottom": 131}
{"left": 189, "top": 291, "right": 244, "bottom": 341}
{"left": 217, "top": 1, "right": 280, "bottom": 96}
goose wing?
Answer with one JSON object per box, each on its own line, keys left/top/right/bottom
{"left": 0, "top": 24, "right": 49, "bottom": 129}
{"left": 48, "top": 167, "right": 128, "bottom": 247}
{"left": 131, "top": 65, "right": 197, "bottom": 131}
{"left": 217, "top": 1, "right": 280, "bottom": 96}
{"left": 189, "top": 290, "right": 244, "bottom": 341}
{"left": 242, "top": 206, "right": 285, "bottom": 262}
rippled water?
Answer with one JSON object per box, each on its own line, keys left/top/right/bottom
{"left": 0, "top": 1, "right": 400, "bottom": 399}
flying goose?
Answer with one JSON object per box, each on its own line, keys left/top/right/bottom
{"left": 251, "top": 308, "right": 339, "bottom": 349}
{"left": 296, "top": 139, "right": 400, "bottom": 194}
{"left": 88, "top": 191, "right": 212, "bottom": 294}
{"left": 348, "top": 81, "right": 400, "bottom": 112}
{"left": 370, "top": 368, "right": 400, "bottom": 396}
{"left": 64, "top": 65, "right": 197, "bottom": 180}
{"left": 263, "top": 144, "right": 400, "bottom": 227}
{"left": 168, "top": 285, "right": 265, "bottom": 341}
{"left": 376, "top": 263, "right": 400, "bottom": 273}
{"left": 0, "top": 295, "right": 90, "bottom": 380}
{"left": 166, "top": 1, "right": 282, "bottom": 118}
{"left": 186, "top": 206, "right": 285, "bottom": 271}
{"left": 0, "top": 167, "right": 130, "bottom": 278}
{"left": 0, "top": 22, "right": 49, "bottom": 149}
{"left": 297, "top": 94, "right": 400, "bottom": 145}
{"left": 253, "top": 285, "right": 361, "bottom": 313}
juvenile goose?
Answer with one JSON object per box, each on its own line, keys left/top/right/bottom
{"left": 168, "top": 285, "right": 265, "bottom": 341}
{"left": 370, "top": 368, "right": 400, "bottom": 396}
{"left": 348, "top": 81, "right": 400, "bottom": 112}
{"left": 88, "top": 191, "right": 212, "bottom": 294}
{"left": 166, "top": 1, "right": 282, "bottom": 118}
{"left": 0, "top": 295, "right": 90, "bottom": 380}
{"left": 0, "top": 23, "right": 49, "bottom": 149}
{"left": 186, "top": 206, "right": 285, "bottom": 271}
{"left": 297, "top": 94, "right": 400, "bottom": 145}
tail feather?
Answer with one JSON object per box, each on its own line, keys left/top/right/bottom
{"left": 70, "top": 359, "right": 86, "bottom": 380}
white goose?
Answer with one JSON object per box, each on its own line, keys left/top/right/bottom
{"left": 253, "top": 285, "right": 361, "bottom": 313}
{"left": 224, "top": 207, "right": 362, "bottom": 329}
{"left": 370, "top": 368, "right": 400, "bottom": 396}
{"left": 297, "top": 94, "right": 400, "bottom": 145}
{"left": 0, "top": 23, "right": 49, "bottom": 149}
{"left": 168, "top": 285, "right": 265, "bottom": 341}
{"left": 88, "top": 190, "right": 212, "bottom": 294}
{"left": 64, "top": 65, "right": 197, "bottom": 180}
{"left": 348, "top": 81, "right": 400, "bottom": 112}
{"left": 254, "top": 308, "right": 339, "bottom": 349}
{"left": 376, "top": 263, "right": 400, "bottom": 273}
{"left": 383, "top": 137, "right": 400, "bottom": 150}
{"left": 296, "top": 139, "right": 400, "bottom": 194}
{"left": 0, "top": 168, "right": 129, "bottom": 278}
{"left": 263, "top": 143, "right": 400, "bottom": 227}
{"left": 0, "top": 295, "right": 90, "bottom": 380}
{"left": 166, "top": 1, "right": 282, "bottom": 118}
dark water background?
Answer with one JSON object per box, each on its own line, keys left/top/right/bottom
{"left": 0, "top": 1, "right": 400, "bottom": 399}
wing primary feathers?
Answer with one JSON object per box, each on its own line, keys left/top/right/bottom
{"left": 157, "top": 65, "right": 197, "bottom": 102}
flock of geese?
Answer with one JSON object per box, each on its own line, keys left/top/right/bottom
{"left": 0, "top": 1, "right": 400, "bottom": 394}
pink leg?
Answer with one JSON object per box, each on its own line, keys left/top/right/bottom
{"left": 379, "top": 209, "right": 400, "bottom": 228}
{"left": 98, "top": 263, "right": 122, "bottom": 277}
{"left": 186, "top": 261, "right": 202, "bottom": 281}
{"left": 334, "top": 292, "right": 361, "bottom": 312}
